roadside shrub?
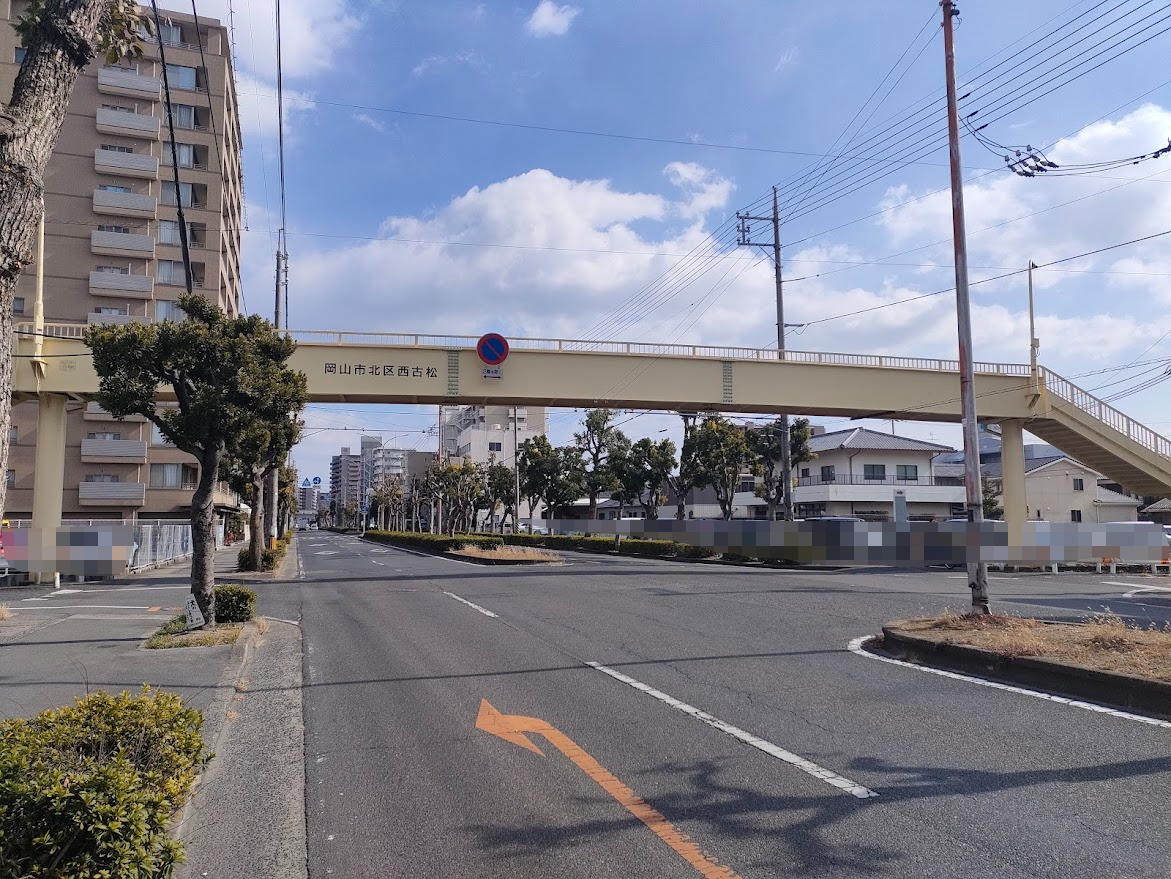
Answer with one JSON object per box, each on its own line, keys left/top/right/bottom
{"left": 0, "top": 687, "right": 205, "bottom": 878}
{"left": 504, "top": 532, "right": 715, "bottom": 560}
{"left": 364, "top": 530, "right": 503, "bottom": 553}
{"left": 214, "top": 585, "right": 256, "bottom": 623}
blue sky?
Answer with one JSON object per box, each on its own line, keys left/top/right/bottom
{"left": 195, "top": 0, "right": 1171, "bottom": 483}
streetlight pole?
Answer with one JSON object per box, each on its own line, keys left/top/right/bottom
{"left": 942, "top": 0, "right": 990, "bottom": 612}
{"left": 513, "top": 406, "right": 521, "bottom": 534}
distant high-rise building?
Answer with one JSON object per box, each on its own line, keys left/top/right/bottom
{"left": 298, "top": 485, "right": 319, "bottom": 515}
{"left": 1, "top": 5, "right": 245, "bottom": 523}
{"left": 441, "top": 405, "right": 547, "bottom": 468}
{"left": 330, "top": 447, "right": 362, "bottom": 510}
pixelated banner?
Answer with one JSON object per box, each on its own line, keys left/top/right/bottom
{"left": 0, "top": 528, "right": 135, "bottom": 578}
{"left": 513, "top": 520, "right": 1170, "bottom": 566}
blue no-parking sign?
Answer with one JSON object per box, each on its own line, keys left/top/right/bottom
{"left": 476, "top": 333, "right": 509, "bottom": 366}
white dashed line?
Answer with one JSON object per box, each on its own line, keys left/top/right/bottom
{"left": 588, "top": 661, "right": 878, "bottom": 799}
{"left": 848, "top": 636, "right": 1171, "bottom": 729}
{"left": 443, "top": 592, "right": 499, "bottom": 618}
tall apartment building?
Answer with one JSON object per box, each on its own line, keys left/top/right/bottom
{"left": 1, "top": 5, "right": 245, "bottom": 524}
{"left": 297, "top": 484, "right": 319, "bottom": 516}
{"left": 370, "top": 447, "right": 438, "bottom": 487}
{"left": 330, "top": 448, "right": 362, "bottom": 510}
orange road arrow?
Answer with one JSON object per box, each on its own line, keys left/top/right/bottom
{"left": 476, "top": 699, "right": 743, "bottom": 879}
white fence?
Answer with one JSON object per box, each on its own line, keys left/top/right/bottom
{"left": 129, "top": 523, "right": 193, "bottom": 571}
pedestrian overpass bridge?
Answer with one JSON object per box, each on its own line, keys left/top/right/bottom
{"left": 12, "top": 325, "right": 1171, "bottom": 534}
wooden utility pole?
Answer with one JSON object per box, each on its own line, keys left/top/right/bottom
{"left": 737, "top": 187, "right": 793, "bottom": 519}
{"left": 942, "top": 0, "right": 990, "bottom": 612}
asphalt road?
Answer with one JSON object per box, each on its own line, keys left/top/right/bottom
{"left": 268, "top": 533, "right": 1170, "bottom": 878}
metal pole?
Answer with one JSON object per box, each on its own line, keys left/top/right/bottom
{"left": 1027, "top": 260, "right": 1039, "bottom": 379}
{"left": 942, "top": 0, "right": 990, "bottom": 613}
{"left": 513, "top": 406, "right": 521, "bottom": 534}
{"left": 772, "top": 187, "right": 793, "bottom": 521}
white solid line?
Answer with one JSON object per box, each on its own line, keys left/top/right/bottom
{"left": 847, "top": 636, "right": 1171, "bottom": 729}
{"left": 1107, "top": 581, "right": 1171, "bottom": 592}
{"left": 588, "top": 661, "right": 878, "bottom": 799}
{"left": 17, "top": 604, "right": 156, "bottom": 610}
{"left": 263, "top": 616, "right": 301, "bottom": 626}
{"left": 443, "top": 591, "right": 499, "bottom": 618}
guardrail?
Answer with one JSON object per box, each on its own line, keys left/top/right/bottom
{"left": 795, "top": 475, "right": 966, "bottom": 487}
{"left": 1043, "top": 369, "right": 1171, "bottom": 458}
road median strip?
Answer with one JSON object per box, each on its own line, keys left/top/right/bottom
{"left": 870, "top": 612, "right": 1171, "bottom": 723}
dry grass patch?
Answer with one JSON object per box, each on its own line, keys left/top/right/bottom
{"left": 145, "top": 615, "right": 243, "bottom": 649}
{"left": 453, "top": 544, "right": 561, "bottom": 563}
{"left": 0, "top": 603, "right": 10, "bottom": 621}
{"left": 897, "top": 610, "right": 1171, "bottom": 681}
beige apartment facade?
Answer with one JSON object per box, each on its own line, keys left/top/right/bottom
{"left": 1, "top": 4, "right": 244, "bottom": 521}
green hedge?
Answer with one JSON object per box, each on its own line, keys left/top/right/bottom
{"left": 364, "top": 531, "right": 504, "bottom": 553}
{"left": 214, "top": 585, "right": 256, "bottom": 623}
{"left": 503, "top": 532, "right": 716, "bottom": 559}
{"left": 0, "top": 687, "right": 205, "bottom": 878}
{"left": 236, "top": 536, "right": 292, "bottom": 572}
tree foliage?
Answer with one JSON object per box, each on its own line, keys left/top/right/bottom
{"left": 692, "top": 417, "right": 756, "bottom": 520}
{"left": 84, "top": 294, "right": 306, "bottom": 622}
{"left": 667, "top": 414, "right": 701, "bottom": 521}
{"left": 748, "top": 417, "right": 816, "bottom": 521}
{"left": 574, "top": 408, "right": 628, "bottom": 520}
{"left": 15, "top": 0, "right": 152, "bottom": 65}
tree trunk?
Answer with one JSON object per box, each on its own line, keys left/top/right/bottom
{"left": 0, "top": 1, "right": 115, "bottom": 516}
{"left": 191, "top": 445, "right": 221, "bottom": 624}
{"left": 248, "top": 471, "right": 264, "bottom": 571}
{"left": 588, "top": 491, "right": 598, "bottom": 522}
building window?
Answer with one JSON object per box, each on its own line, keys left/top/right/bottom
{"left": 165, "top": 64, "right": 198, "bottom": 90}
{"left": 8, "top": 426, "right": 17, "bottom": 443}
{"left": 98, "top": 224, "right": 132, "bottom": 234}
{"left": 820, "top": 465, "right": 835, "bottom": 483}
{"left": 5, "top": 469, "right": 14, "bottom": 488}
{"left": 164, "top": 142, "right": 195, "bottom": 168}
{"left": 101, "top": 103, "right": 135, "bottom": 113}
{"left": 95, "top": 265, "right": 129, "bottom": 274}
{"left": 863, "top": 464, "right": 886, "bottom": 481}
{"left": 161, "top": 181, "right": 193, "bottom": 206}
{"left": 1071, "top": 509, "right": 1083, "bottom": 523}
{"left": 800, "top": 467, "right": 810, "bottom": 478}
{"left": 1073, "top": 478, "right": 1085, "bottom": 491}
{"left": 14, "top": 47, "right": 26, "bottom": 63}
{"left": 896, "top": 464, "right": 919, "bottom": 481}
{"left": 166, "top": 103, "right": 195, "bottom": 129}
{"left": 488, "top": 442, "right": 502, "bottom": 453}
{"left": 94, "top": 306, "right": 127, "bottom": 316}
{"left": 155, "top": 299, "right": 183, "bottom": 322}
{"left": 98, "top": 184, "right": 130, "bottom": 193}
{"left": 738, "top": 476, "right": 755, "bottom": 493}
{"left": 100, "top": 144, "right": 134, "bottom": 153}
{"left": 12, "top": 297, "right": 24, "bottom": 314}
{"left": 150, "top": 463, "right": 196, "bottom": 489}
{"left": 157, "top": 260, "right": 186, "bottom": 285}
{"left": 158, "top": 22, "right": 183, "bottom": 45}
{"left": 84, "top": 474, "right": 119, "bottom": 483}
{"left": 150, "top": 423, "right": 174, "bottom": 446}
{"left": 87, "top": 432, "right": 122, "bottom": 440}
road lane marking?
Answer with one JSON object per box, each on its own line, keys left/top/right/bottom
{"left": 14, "top": 604, "right": 155, "bottom": 610}
{"left": 476, "top": 699, "right": 743, "bottom": 879}
{"left": 847, "top": 636, "right": 1171, "bottom": 729}
{"left": 1107, "top": 581, "right": 1171, "bottom": 592}
{"left": 443, "top": 591, "right": 499, "bottom": 618}
{"left": 588, "top": 662, "right": 878, "bottom": 799}
{"left": 147, "top": 606, "right": 161, "bottom": 612}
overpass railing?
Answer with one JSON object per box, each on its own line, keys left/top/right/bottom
{"left": 1042, "top": 368, "right": 1171, "bottom": 458}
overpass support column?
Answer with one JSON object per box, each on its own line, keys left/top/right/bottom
{"left": 1000, "top": 419, "right": 1027, "bottom": 553}
{"left": 31, "top": 393, "right": 66, "bottom": 583}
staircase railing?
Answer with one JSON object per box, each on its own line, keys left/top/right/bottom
{"left": 1043, "top": 368, "right": 1171, "bottom": 457}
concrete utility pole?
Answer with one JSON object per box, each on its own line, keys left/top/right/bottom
{"left": 737, "top": 187, "right": 794, "bottom": 520}
{"left": 266, "top": 237, "right": 286, "bottom": 549}
{"left": 942, "top": 0, "right": 990, "bottom": 613}
{"left": 513, "top": 406, "right": 521, "bottom": 533}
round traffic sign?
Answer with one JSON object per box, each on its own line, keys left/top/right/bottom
{"left": 477, "top": 333, "right": 509, "bottom": 366}
{"left": 312, "top": 476, "right": 321, "bottom": 485}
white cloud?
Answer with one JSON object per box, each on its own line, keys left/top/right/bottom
{"left": 664, "top": 162, "right": 735, "bottom": 220}
{"left": 525, "top": 0, "right": 580, "bottom": 37}
{"left": 411, "top": 51, "right": 485, "bottom": 77}
{"left": 353, "top": 113, "right": 387, "bottom": 133}
{"left": 235, "top": 72, "right": 314, "bottom": 140}
{"left": 774, "top": 47, "right": 799, "bottom": 71}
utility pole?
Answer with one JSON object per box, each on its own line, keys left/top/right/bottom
{"left": 737, "top": 186, "right": 794, "bottom": 520}
{"left": 942, "top": 0, "right": 990, "bottom": 613}
{"left": 513, "top": 406, "right": 521, "bottom": 534}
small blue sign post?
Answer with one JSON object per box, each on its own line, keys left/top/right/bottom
{"left": 476, "top": 333, "right": 509, "bottom": 366}
{"left": 312, "top": 476, "right": 321, "bottom": 485}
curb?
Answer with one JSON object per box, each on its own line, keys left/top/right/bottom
{"left": 879, "top": 626, "right": 1171, "bottom": 720}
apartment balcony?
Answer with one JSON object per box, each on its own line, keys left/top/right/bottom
{"left": 86, "top": 312, "right": 137, "bottom": 326}
{"left": 94, "top": 147, "right": 159, "bottom": 179}
{"left": 93, "top": 189, "right": 157, "bottom": 219}
{"left": 96, "top": 106, "right": 161, "bottom": 137}
{"left": 793, "top": 475, "right": 966, "bottom": 506}
{"left": 78, "top": 482, "right": 146, "bottom": 507}
{"left": 84, "top": 402, "right": 147, "bottom": 422}
{"left": 97, "top": 66, "right": 162, "bottom": 99}
{"left": 91, "top": 229, "right": 155, "bottom": 258}
{"left": 81, "top": 438, "right": 148, "bottom": 464}
{"left": 89, "top": 271, "right": 154, "bottom": 299}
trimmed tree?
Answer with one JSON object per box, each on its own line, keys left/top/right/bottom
{"left": 667, "top": 414, "right": 701, "bottom": 520}
{"left": 693, "top": 417, "right": 756, "bottom": 520}
{"left": 84, "top": 294, "right": 305, "bottom": 623}
{"left": 633, "top": 437, "right": 676, "bottom": 520}
{"left": 0, "top": 1, "right": 152, "bottom": 519}
{"left": 748, "top": 417, "right": 816, "bottom": 521}
{"left": 575, "top": 408, "right": 626, "bottom": 520}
